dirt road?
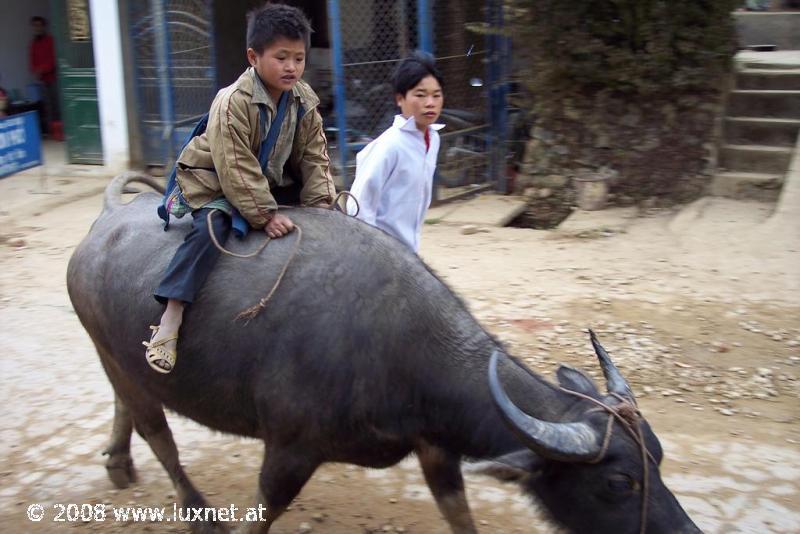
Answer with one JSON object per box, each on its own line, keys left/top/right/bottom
{"left": 1, "top": 175, "right": 798, "bottom": 533}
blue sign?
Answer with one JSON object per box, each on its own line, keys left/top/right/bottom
{"left": 0, "top": 111, "right": 43, "bottom": 178}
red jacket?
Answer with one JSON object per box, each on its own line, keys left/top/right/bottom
{"left": 30, "top": 34, "right": 56, "bottom": 84}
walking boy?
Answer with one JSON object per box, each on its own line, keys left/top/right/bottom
{"left": 144, "top": 3, "right": 335, "bottom": 373}
{"left": 348, "top": 51, "right": 444, "bottom": 252}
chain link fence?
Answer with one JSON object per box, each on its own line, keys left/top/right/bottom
{"left": 431, "top": 0, "right": 492, "bottom": 199}
{"left": 330, "top": 0, "right": 504, "bottom": 198}
{"left": 128, "top": 0, "right": 216, "bottom": 166}
{"left": 340, "top": 0, "right": 418, "bottom": 137}
{"left": 326, "top": 0, "right": 420, "bottom": 186}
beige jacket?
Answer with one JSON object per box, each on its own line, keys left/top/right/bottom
{"left": 176, "top": 68, "right": 335, "bottom": 229}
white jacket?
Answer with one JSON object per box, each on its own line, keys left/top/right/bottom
{"left": 349, "top": 115, "right": 444, "bottom": 252}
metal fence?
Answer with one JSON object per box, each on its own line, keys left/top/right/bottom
{"left": 124, "top": 0, "right": 510, "bottom": 192}
{"left": 431, "top": 0, "right": 493, "bottom": 199}
{"left": 328, "top": 0, "right": 510, "bottom": 198}
{"left": 128, "top": 0, "right": 216, "bottom": 166}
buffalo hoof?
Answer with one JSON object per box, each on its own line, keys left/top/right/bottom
{"left": 105, "top": 455, "right": 137, "bottom": 489}
{"left": 182, "top": 493, "right": 230, "bottom": 534}
{"left": 190, "top": 519, "right": 230, "bottom": 534}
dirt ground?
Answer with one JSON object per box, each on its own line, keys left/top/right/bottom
{"left": 1, "top": 174, "right": 798, "bottom": 533}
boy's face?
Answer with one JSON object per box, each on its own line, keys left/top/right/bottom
{"left": 396, "top": 75, "right": 443, "bottom": 131}
{"left": 247, "top": 37, "right": 306, "bottom": 98}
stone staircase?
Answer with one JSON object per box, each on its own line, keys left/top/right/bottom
{"left": 711, "top": 64, "right": 800, "bottom": 201}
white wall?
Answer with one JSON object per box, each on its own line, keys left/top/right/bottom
{"left": 0, "top": 0, "right": 52, "bottom": 98}
{"left": 89, "top": 0, "right": 129, "bottom": 171}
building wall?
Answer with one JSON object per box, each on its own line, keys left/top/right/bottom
{"left": 212, "top": 0, "right": 329, "bottom": 89}
{"left": 212, "top": 0, "right": 254, "bottom": 89}
{"left": 0, "top": 0, "right": 53, "bottom": 99}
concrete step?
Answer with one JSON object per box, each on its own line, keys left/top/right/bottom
{"left": 723, "top": 117, "right": 800, "bottom": 147}
{"left": 718, "top": 144, "right": 793, "bottom": 174}
{"left": 727, "top": 90, "right": 800, "bottom": 119}
{"left": 737, "top": 70, "right": 800, "bottom": 90}
{"left": 742, "top": 62, "right": 800, "bottom": 70}
{"left": 710, "top": 172, "right": 783, "bottom": 202}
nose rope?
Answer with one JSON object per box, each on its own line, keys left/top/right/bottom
{"left": 560, "top": 387, "right": 653, "bottom": 534}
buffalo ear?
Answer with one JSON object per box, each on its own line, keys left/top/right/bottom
{"left": 463, "top": 450, "right": 543, "bottom": 483}
{"left": 556, "top": 365, "right": 600, "bottom": 396}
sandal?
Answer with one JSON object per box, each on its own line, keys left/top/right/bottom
{"left": 143, "top": 325, "right": 178, "bottom": 374}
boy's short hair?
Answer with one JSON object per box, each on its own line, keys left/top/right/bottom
{"left": 31, "top": 16, "right": 47, "bottom": 25}
{"left": 246, "top": 3, "right": 312, "bottom": 53}
{"left": 392, "top": 51, "right": 444, "bottom": 96}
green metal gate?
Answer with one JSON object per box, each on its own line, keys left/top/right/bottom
{"left": 49, "top": 0, "right": 103, "bottom": 164}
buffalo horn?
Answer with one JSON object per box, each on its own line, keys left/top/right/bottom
{"left": 488, "top": 351, "right": 602, "bottom": 462}
{"left": 588, "top": 329, "right": 635, "bottom": 402}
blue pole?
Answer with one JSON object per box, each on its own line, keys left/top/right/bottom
{"left": 494, "top": 0, "right": 508, "bottom": 193}
{"left": 206, "top": 0, "right": 218, "bottom": 91}
{"left": 327, "top": 0, "right": 350, "bottom": 187}
{"left": 485, "top": 0, "right": 496, "bottom": 189}
{"left": 152, "top": 0, "right": 175, "bottom": 162}
{"left": 417, "top": 0, "right": 433, "bottom": 53}
{"left": 486, "top": 0, "right": 508, "bottom": 193}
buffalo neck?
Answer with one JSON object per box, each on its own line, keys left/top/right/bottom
{"left": 416, "top": 303, "right": 582, "bottom": 460}
{"left": 391, "top": 261, "right": 584, "bottom": 460}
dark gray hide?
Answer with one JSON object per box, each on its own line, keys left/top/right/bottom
{"left": 67, "top": 173, "right": 700, "bottom": 533}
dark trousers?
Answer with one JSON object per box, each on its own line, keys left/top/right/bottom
{"left": 39, "top": 81, "right": 60, "bottom": 134}
{"left": 154, "top": 208, "right": 231, "bottom": 304}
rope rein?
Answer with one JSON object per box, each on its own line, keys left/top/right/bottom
{"left": 560, "top": 387, "right": 654, "bottom": 534}
{"left": 207, "top": 192, "right": 359, "bottom": 323}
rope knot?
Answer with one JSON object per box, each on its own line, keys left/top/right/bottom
{"left": 614, "top": 402, "right": 640, "bottom": 427}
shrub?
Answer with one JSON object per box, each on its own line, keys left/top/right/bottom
{"left": 506, "top": 0, "right": 739, "bottom": 104}
{"left": 494, "top": 1, "right": 741, "bottom": 203}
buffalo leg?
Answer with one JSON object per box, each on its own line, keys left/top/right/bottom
{"left": 241, "top": 446, "right": 319, "bottom": 533}
{"left": 131, "top": 406, "right": 225, "bottom": 534}
{"left": 417, "top": 441, "right": 478, "bottom": 534}
{"left": 102, "top": 393, "right": 137, "bottom": 488}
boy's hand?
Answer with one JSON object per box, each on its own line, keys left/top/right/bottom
{"left": 265, "top": 213, "right": 294, "bottom": 239}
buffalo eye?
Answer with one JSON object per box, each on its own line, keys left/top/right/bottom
{"left": 606, "top": 474, "right": 637, "bottom": 494}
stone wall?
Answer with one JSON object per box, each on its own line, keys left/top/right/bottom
{"left": 498, "top": 1, "right": 738, "bottom": 227}
{"left": 511, "top": 89, "right": 727, "bottom": 226}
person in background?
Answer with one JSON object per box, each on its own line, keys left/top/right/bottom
{"left": 29, "top": 16, "right": 59, "bottom": 133}
{"left": 0, "top": 86, "right": 8, "bottom": 118}
{"left": 348, "top": 51, "right": 444, "bottom": 253}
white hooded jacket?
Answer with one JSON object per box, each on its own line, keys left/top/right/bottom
{"left": 349, "top": 114, "right": 444, "bottom": 252}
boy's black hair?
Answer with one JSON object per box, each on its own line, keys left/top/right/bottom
{"left": 246, "top": 3, "right": 312, "bottom": 53}
{"left": 31, "top": 16, "right": 47, "bottom": 25}
{"left": 392, "top": 51, "right": 443, "bottom": 96}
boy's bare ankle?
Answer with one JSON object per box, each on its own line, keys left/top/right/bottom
{"left": 156, "top": 300, "right": 184, "bottom": 335}
{"left": 155, "top": 320, "right": 180, "bottom": 338}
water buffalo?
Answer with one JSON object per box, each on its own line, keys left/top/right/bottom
{"left": 67, "top": 172, "right": 700, "bottom": 533}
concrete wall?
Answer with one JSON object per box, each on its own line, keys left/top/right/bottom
{"left": 734, "top": 13, "right": 800, "bottom": 50}
{"left": 89, "top": 0, "right": 129, "bottom": 171}
{"left": 0, "top": 0, "right": 52, "bottom": 98}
